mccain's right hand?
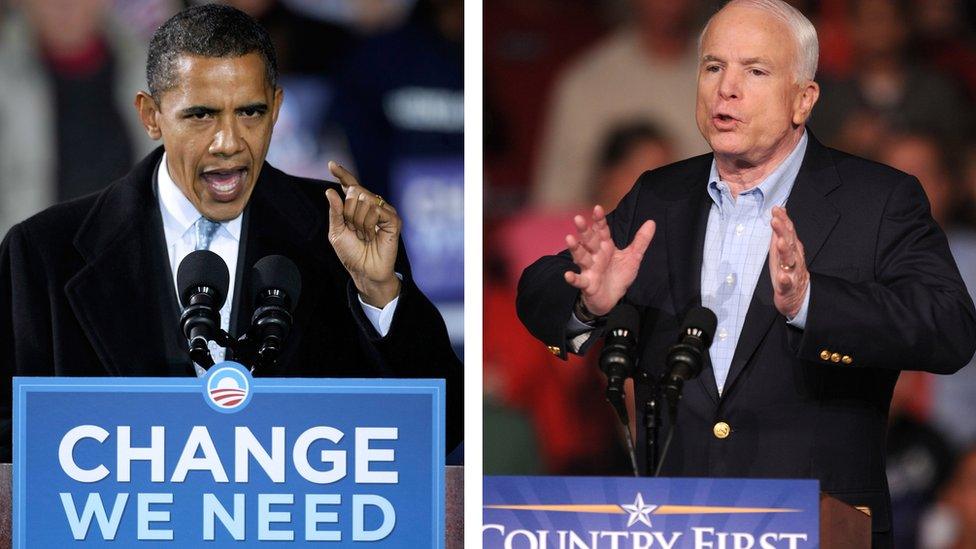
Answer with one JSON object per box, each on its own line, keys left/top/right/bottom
{"left": 563, "top": 205, "right": 656, "bottom": 317}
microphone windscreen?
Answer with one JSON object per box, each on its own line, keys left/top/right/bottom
{"left": 251, "top": 255, "right": 302, "bottom": 311}
{"left": 177, "top": 249, "right": 230, "bottom": 309}
{"left": 606, "top": 302, "right": 641, "bottom": 334}
{"left": 681, "top": 306, "right": 718, "bottom": 347}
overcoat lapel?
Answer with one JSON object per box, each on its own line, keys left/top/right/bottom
{"left": 65, "top": 148, "right": 186, "bottom": 376}
{"left": 720, "top": 134, "right": 841, "bottom": 398}
{"left": 231, "top": 165, "right": 334, "bottom": 374}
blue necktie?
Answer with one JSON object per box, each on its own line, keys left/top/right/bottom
{"left": 191, "top": 217, "right": 223, "bottom": 376}
{"left": 194, "top": 217, "right": 220, "bottom": 250}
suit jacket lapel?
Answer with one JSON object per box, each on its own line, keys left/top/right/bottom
{"left": 665, "top": 160, "right": 720, "bottom": 404}
{"left": 65, "top": 148, "right": 187, "bottom": 376}
{"left": 720, "top": 133, "right": 841, "bottom": 398}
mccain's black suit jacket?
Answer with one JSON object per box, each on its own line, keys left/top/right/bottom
{"left": 517, "top": 133, "right": 976, "bottom": 540}
{"left": 0, "top": 147, "right": 462, "bottom": 461}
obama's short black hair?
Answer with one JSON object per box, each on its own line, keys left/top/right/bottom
{"left": 146, "top": 4, "right": 278, "bottom": 100}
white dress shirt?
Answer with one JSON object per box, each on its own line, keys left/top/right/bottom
{"left": 155, "top": 154, "right": 397, "bottom": 371}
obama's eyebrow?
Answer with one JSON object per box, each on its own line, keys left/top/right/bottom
{"left": 235, "top": 102, "right": 269, "bottom": 114}
{"left": 180, "top": 105, "right": 220, "bottom": 117}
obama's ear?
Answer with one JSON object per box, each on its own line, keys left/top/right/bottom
{"left": 271, "top": 86, "right": 284, "bottom": 127}
{"left": 135, "top": 91, "right": 163, "bottom": 140}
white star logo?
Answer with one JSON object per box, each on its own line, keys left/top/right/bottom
{"left": 619, "top": 492, "right": 658, "bottom": 528}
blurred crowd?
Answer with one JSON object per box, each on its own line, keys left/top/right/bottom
{"left": 484, "top": 1, "right": 976, "bottom": 546}
{"left": 0, "top": 0, "right": 464, "bottom": 349}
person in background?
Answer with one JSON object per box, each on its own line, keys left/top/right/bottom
{"left": 884, "top": 331, "right": 956, "bottom": 548}
{"left": 0, "top": 0, "right": 156, "bottom": 236}
{"left": 810, "top": 0, "right": 971, "bottom": 157}
{"left": 329, "top": 0, "right": 462, "bottom": 202}
{"left": 592, "top": 121, "right": 674, "bottom": 210}
{"left": 919, "top": 447, "right": 976, "bottom": 549}
{"left": 219, "top": 0, "right": 358, "bottom": 78}
{"left": 531, "top": 0, "right": 708, "bottom": 210}
{"left": 485, "top": 121, "right": 675, "bottom": 475}
{"left": 909, "top": 0, "right": 976, "bottom": 101}
{"left": 877, "top": 132, "right": 976, "bottom": 454}
{"left": 483, "top": 0, "right": 607, "bottom": 204}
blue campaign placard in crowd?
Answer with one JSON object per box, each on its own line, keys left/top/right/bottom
{"left": 13, "top": 363, "right": 444, "bottom": 548}
{"left": 392, "top": 157, "right": 464, "bottom": 304}
{"left": 484, "top": 476, "right": 820, "bottom": 548}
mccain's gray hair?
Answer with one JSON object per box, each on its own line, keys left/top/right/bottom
{"left": 698, "top": 0, "right": 819, "bottom": 83}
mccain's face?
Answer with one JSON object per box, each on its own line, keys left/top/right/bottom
{"left": 141, "top": 53, "right": 283, "bottom": 221}
{"left": 695, "top": 5, "right": 813, "bottom": 165}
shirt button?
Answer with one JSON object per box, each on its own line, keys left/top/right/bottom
{"left": 725, "top": 273, "right": 735, "bottom": 286}
{"left": 713, "top": 422, "right": 731, "bottom": 439}
{"left": 735, "top": 224, "right": 745, "bottom": 236}
{"left": 718, "top": 328, "right": 728, "bottom": 341}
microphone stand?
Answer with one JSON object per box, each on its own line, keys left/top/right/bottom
{"left": 189, "top": 329, "right": 264, "bottom": 374}
{"left": 643, "top": 379, "right": 663, "bottom": 476}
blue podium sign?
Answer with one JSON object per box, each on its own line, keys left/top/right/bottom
{"left": 14, "top": 363, "right": 444, "bottom": 548}
{"left": 484, "top": 476, "right": 820, "bottom": 548}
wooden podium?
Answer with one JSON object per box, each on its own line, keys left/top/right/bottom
{"left": 0, "top": 464, "right": 465, "bottom": 548}
{"left": 819, "top": 492, "right": 872, "bottom": 548}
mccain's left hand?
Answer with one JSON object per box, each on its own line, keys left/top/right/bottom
{"left": 324, "top": 161, "right": 401, "bottom": 308}
{"left": 768, "top": 206, "right": 809, "bottom": 319}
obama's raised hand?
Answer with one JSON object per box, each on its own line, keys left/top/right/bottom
{"left": 324, "top": 161, "right": 401, "bottom": 308}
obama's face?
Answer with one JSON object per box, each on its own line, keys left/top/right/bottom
{"left": 136, "top": 53, "right": 283, "bottom": 221}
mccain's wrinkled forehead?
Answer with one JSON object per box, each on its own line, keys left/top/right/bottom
{"left": 697, "top": 0, "right": 820, "bottom": 83}
{"left": 146, "top": 4, "right": 278, "bottom": 99}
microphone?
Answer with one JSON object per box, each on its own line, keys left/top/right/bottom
{"left": 177, "top": 250, "right": 230, "bottom": 368}
{"left": 249, "top": 255, "right": 302, "bottom": 370}
{"left": 663, "top": 306, "right": 717, "bottom": 415}
{"left": 600, "top": 302, "right": 641, "bottom": 426}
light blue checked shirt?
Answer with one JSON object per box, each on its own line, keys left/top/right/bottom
{"left": 703, "top": 130, "right": 810, "bottom": 394}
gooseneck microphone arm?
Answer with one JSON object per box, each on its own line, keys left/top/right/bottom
{"left": 599, "top": 301, "right": 641, "bottom": 476}
{"left": 649, "top": 306, "right": 717, "bottom": 476}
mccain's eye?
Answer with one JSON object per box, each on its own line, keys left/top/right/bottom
{"left": 705, "top": 65, "right": 721, "bottom": 73}
{"left": 750, "top": 69, "right": 767, "bottom": 76}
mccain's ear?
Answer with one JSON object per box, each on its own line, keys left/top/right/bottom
{"left": 792, "top": 81, "right": 820, "bottom": 126}
{"left": 134, "top": 91, "right": 163, "bottom": 140}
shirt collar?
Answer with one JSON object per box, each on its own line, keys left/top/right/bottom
{"left": 706, "top": 129, "right": 809, "bottom": 214}
{"left": 157, "top": 152, "right": 243, "bottom": 243}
